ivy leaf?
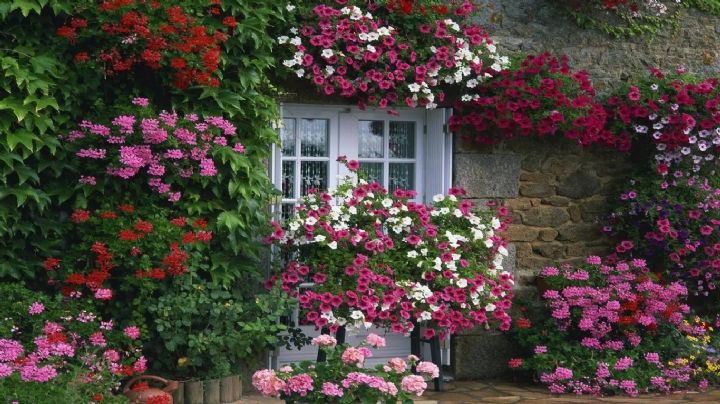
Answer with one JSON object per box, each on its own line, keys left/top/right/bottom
{"left": 10, "top": 0, "right": 42, "bottom": 17}
{"left": 6, "top": 130, "right": 39, "bottom": 151}
{"left": 0, "top": 97, "right": 32, "bottom": 121}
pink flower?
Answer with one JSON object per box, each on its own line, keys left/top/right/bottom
{"left": 89, "top": 332, "right": 106, "bottom": 347}
{"left": 322, "top": 382, "right": 344, "bottom": 397}
{"left": 0, "top": 339, "right": 24, "bottom": 362}
{"left": 400, "top": 375, "right": 426, "bottom": 396}
{"left": 341, "top": 347, "right": 366, "bottom": 367}
{"left": 0, "top": 363, "right": 12, "bottom": 378}
{"left": 124, "top": 326, "right": 141, "bottom": 340}
{"left": 388, "top": 357, "right": 407, "bottom": 373}
{"left": 366, "top": 333, "right": 386, "bottom": 348}
{"left": 416, "top": 361, "right": 440, "bottom": 378}
{"left": 133, "top": 356, "right": 147, "bottom": 373}
{"left": 94, "top": 288, "right": 112, "bottom": 300}
{"left": 28, "top": 302, "right": 45, "bottom": 315}
{"left": 285, "top": 373, "right": 314, "bottom": 396}
{"left": 233, "top": 143, "right": 245, "bottom": 153}
{"left": 103, "top": 349, "right": 120, "bottom": 362}
{"left": 311, "top": 334, "right": 337, "bottom": 348}
{"left": 347, "top": 160, "right": 360, "bottom": 171}
{"left": 132, "top": 97, "right": 150, "bottom": 107}
{"left": 252, "top": 369, "right": 286, "bottom": 398}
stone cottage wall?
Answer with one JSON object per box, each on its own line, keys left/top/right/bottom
{"left": 450, "top": 1, "right": 720, "bottom": 379}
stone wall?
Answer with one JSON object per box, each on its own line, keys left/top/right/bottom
{"left": 450, "top": 1, "right": 720, "bottom": 379}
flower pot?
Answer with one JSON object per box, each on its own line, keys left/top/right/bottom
{"left": 124, "top": 375, "right": 179, "bottom": 404}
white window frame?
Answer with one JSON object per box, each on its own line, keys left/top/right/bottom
{"left": 272, "top": 103, "right": 452, "bottom": 207}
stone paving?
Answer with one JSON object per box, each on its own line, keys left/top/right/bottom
{"left": 240, "top": 380, "right": 720, "bottom": 403}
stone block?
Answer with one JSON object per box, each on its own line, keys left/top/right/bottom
{"left": 568, "top": 205, "right": 582, "bottom": 222}
{"left": 452, "top": 331, "right": 518, "bottom": 380}
{"left": 557, "top": 223, "right": 602, "bottom": 242}
{"left": 519, "top": 171, "right": 548, "bottom": 182}
{"left": 502, "top": 225, "right": 539, "bottom": 242}
{"left": 521, "top": 206, "right": 570, "bottom": 227}
{"left": 580, "top": 198, "right": 609, "bottom": 221}
{"left": 539, "top": 229, "right": 559, "bottom": 241}
{"left": 532, "top": 242, "right": 565, "bottom": 259}
{"left": 557, "top": 170, "right": 601, "bottom": 199}
{"left": 566, "top": 243, "right": 611, "bottom": 258}
{"left": 454, "top": 154, "right": 521, "bottom": 198}
{"left": 505, "top": 198, "right": 532, "bottom": 211}
{"left": 542, "top": 196, "right": 570, "bottom": 207}
{"left": 519, "top": 183, "right": 554, "bottom": 198}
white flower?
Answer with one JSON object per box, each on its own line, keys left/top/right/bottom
{"left": 314, "top": 235, "right": 326, "bottom": 242}
{"left": 350, "top": 310, "right": 365, "bottom": 320}
{"left": 328, "top": 241, "right": 338, "bottom": 250}
{"left": 407, "top": 251, "right": 418, "bottom": 258}
{"left": 366, "top": 45, "right": 376, "bottom": 53}
{"left": 485, "top": 303, "right": 496, "bottom": 312}
{"left": 408, "top": 83, "right": 421, "bottom": 93}
{"left": 286, "top": 4, "right": 296, "bottom": 12}
{"left": 498, "top": 245, "right": 508, "bottom": 256}
{"left": 457, "top": 279, "right": 468, "bottom": 288}
{"left": 290, "top": 37, "right": 302, "bottom": 46}
{"left": 420, "top": 311, "right": 432, "bottom": 321}
{"left": 277, "top": 36, "right": 289, "bottom": 44}
{"left": 491, "top": 217, "right": 501, "bottom": 229}
{"left": 295, "top": 68, "right": 305, "bottom": 77}
{"left": 432, "top": 194, "right": 445, "bottom": 202}
{"left": 321, "top": 49, "right": 334, "bottom": 58}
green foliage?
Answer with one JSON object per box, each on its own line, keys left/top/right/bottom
{"left": 0, "top": 1, "right": 100, "bottom": 280}
{"left": 144, "top": 275, "right": 296, "bottom": 379}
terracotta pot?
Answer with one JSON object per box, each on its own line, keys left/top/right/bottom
{"left": 124, "top": 375, "right": 179, "bottom": 404}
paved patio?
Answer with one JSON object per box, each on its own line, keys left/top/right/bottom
{"left": 240, "top": 380, "right": 720, "bottom": 403}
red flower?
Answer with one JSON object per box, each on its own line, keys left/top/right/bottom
{"left": 182, "top": 231, "right": 196, "bottom": 244}
{"left": 196, "top": 230, "right": 213, "bottom": 242}
{"left": 119, "top": 204, "right": 135, "bottom": 213}
{"left": 192, "top": 218, "right": 208, "bottom": 229}
{"left": 516, "top": 317, "right": 532, "bottom": 329}
{"left": 56, "top": 26, "right": 76, "bottom": 41}
{"left": 44, "top": 257, "right": 61, "bottom": 271}
{"left": 170, "top": 57, "right": 187, "bottom": 69}
{"left": 74, "top": 52, "right": 90, "bottom": 63}
{"left": 66, "top": 274, "right": 86, "bottom": 285}
{"left": 71, "top": 209, "right": 91, "bottom": 223}
{"left": 222, "top": 16, "right": 237, "bottom": 28}
{"left": 119, "top": 229, "right": 141, "bottom": 241}
{"left": 170, "top": 217, "right": 187, "bottom": 227}
{"left": 92, "top": 393, "right": 104, "bottom": 402}
{"left": 99, "top": 211, "right": 118, "bottom": 220}
{"left": 134, "top": 220, "right": 154, "bottom": 233}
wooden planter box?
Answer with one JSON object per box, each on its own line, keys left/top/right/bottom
{"left": 172, "top": 375, "right": 241, "bottom": 404}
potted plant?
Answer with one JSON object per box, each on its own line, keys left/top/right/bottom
{"left": 252, "top": 333, "right": 439, "bottom": 403}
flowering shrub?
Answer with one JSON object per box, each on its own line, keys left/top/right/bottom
{"left": 57, "top": 0, "right": 238, "bottom": 88}
{"left": 279, "top": 1, "right": 509, "bottom": 111}
{"left": 0, "top": 284, "right": 144, "bottom": 402}
{"left": 45, "top": 204, "right": 211, "bottom": 303}
{"left": 252, "top": 333, "right": 438, "bottom": 402}
{"left": 267, "top": 159, "right": 513, "bottom": 339}
{"left": 61, "top": 97, "right": 245, "bottom": 202}
{"left": 450, "top": 53, "right": 622, "bottom": 149}
{"left": 511, "top": 256, "right": 709, "bottom": 396}
{"left": 603, "top": 68, "right": 720, "bottom": 305}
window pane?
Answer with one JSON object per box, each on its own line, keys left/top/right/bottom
{"left": 281, "top": 118, "right": 296, "bottom": 156}
{"left": 389, "top": 121, "right": 415, "bottom": 158}
{"left": 389, "top": 163, "right": 414, "bottom": 192}
{"left": 300, "top": 119, "right": 329, "bottom": 157}
{"left": 358, "top": 120, "right": 384, "bottom": 158}
{"left": 361, "top": 162, "right": 384, "bottom": 185}
{"left": 300, "top": 161, "right": 328, "bottom": 195}
{"left": 282, "top": 161, "right": 295, "bottom": 198}
{"left": 281, "top": 203, "right": 295, "bottom": 221}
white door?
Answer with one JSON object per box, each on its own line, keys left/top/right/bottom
{"left": 272, "top": 104, "right": 452, "bottom": 367}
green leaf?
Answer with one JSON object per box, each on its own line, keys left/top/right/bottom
{"left": 6, "top": 130, "right": 39, "bottom": 151}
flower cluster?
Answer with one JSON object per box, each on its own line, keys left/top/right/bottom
{"left": 62, "top": 97, "right": 245, "bottom": 202}
{"left": 267, "top": 159, "right": 513, "bottom": 339}
{"left": 450, "top": 53, "right": 622, "bottom": 149}
{"left": 0, "top": 284, "right": 144, "bottom": 401}
{"left": 45, "top": 205, "right": 211, "bottom": 301}
{"left": 603, "top": 69, "right": 720, "bottom": 304}
{"left": 280, "top": 1, "right": 508, "bottom": 111}
{"left": 57, "top": 0, "right": 237, "bottom": 88}
{"left": 252, "top": 334, "right": 438, "bottom": 403}
{"left": 512, "top": 256, "right": 709, "bottom": 396}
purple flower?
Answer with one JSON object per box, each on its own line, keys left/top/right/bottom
{"left": 28, "top": 302, "right": 44, "bottom": 315}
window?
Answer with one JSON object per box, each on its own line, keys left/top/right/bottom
{"left": 273, "top": 104, "right": 451, "bottom": 217}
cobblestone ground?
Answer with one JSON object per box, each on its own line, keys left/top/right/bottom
{"left": 240, "top": 380, "right": 720, "bottom": 403}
